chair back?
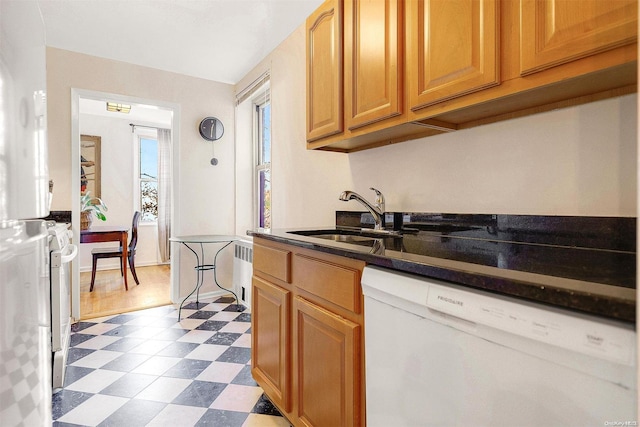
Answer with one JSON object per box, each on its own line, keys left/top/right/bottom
{"left": 129, "top": 211, "right": 142, "bottom": 252}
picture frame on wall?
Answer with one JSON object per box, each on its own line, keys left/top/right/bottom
{"left": 80, "top": 134, "right": 101, "bottom": 197}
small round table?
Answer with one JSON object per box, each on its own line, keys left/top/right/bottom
{"left": 170, "top": 235, "right": 240, "bottom": 321}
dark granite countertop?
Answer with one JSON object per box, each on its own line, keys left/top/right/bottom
{"left": 41, "top": 210, "right": 72, "bottom": 223}
{"left": 249, "top": 212, "right": 636, "bottom": 323}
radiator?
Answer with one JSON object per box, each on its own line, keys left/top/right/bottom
{"left": 232, "top": 240, "right": 253, "bottom": 307}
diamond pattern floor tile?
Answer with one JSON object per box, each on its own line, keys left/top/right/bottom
{"left": 52, "top": 296, "right": 290, "bottom": 427}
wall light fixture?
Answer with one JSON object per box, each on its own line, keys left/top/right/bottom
{"left": 106, "top": 102, "right": 131, "bottom": 113}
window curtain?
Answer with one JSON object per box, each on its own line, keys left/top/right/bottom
{"left": 157, "top": 128, "right": 171, "bottom": 262}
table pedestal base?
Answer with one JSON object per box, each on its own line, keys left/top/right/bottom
{"left": 176, "top": 240, "right": 240, "bottom": 321}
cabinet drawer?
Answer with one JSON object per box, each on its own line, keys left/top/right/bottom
{"left": 254, "top": 243, "right": 291, "bottom": 283}
{"left": 293, "top": 254, "right": 361, "bottom": 313}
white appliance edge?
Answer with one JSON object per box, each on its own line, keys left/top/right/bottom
{"left": 0, "top": 1, "right": 52, "bottom": 426}
{"left": 50, "top": 225, "right": 78, "bottom": 389}
{"left": 362, "top": 266, "right": 637, "bottom": 427}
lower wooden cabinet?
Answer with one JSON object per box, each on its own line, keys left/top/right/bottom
{"left": 251, "top": 275, "right": 291, "bottom": 412}
{"left": 251, "top": 237, "right": 366, "bottom": 427}
{"left": 294, "top": 296, "right": 360, "bottom": 427}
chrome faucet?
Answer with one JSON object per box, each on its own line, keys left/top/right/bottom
{"left": 339, "top": 187, "right": 385, "bottom": 230}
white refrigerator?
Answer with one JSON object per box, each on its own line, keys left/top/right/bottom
{"left": 0, "top": 1, "right": 51, "bottom": 426}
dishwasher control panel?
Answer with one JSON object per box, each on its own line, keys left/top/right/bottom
{"left": 426, "top": 284, "right": 635, "bottom": 365}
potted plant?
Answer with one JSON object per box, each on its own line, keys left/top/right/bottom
{"left": 81, "top": 191, "right": 108, "bottom": 230}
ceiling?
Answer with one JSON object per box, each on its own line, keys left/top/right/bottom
{"left": 38, "top": 0, "right": 322, "bottom": 85}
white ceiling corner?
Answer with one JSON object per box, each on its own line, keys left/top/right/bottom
{"left": 38, "top": 0, "right": 322, "bottom": 85}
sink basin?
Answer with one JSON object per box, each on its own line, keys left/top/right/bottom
{"left": 287, "top": 228, "right": 402, "bottom": 247}
{"left": 310, "top": 234, "right": 378, "bottom": 244}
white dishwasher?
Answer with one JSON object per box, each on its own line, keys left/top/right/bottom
{"left": 362, "top": 266, "right": 637, "bottom": 427}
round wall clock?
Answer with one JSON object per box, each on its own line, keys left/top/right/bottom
{"left": 199, "top": 117, "right": 224, "bottom": 141}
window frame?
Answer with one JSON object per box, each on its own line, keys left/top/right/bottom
{"left": 253, "top": 91, "right": 271, "bottom": 231}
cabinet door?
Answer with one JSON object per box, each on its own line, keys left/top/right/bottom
{"left": 407, "top": 0, "right": 499, "bottom": 110}
{"left": 251, "top": 276, "right": 291, "bottom": 412}
{"left": 307, "top": 0, "right": 343, "bottom": 142}
{"left": 294, "top": 297, "right": 361, "bottom": 427}
{"left": 520, "top": 0, "right": 638, "bottom": 76}
{"left": 344, "top": 0, "right": 404, "bottom": 130}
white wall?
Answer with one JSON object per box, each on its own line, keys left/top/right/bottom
{"left": 237, "top": 25, "right": 637, "bottom": 224}
{"left": 349, "top": 94, "right": 637, "bottom": 216}
{"left": 47, "top": 47, "right": 237, "bottom": 299}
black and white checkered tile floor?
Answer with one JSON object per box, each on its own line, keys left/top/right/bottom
{"left": 52, "top": 296, "right": 290, "bottom": 427}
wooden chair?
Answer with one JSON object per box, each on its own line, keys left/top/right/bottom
{"left": 90, "top": 211, "right": 142, "bottom": 291}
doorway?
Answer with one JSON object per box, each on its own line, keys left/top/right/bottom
{"left": 71, "top": 89, "right": 181, "bottom": 320}
{"left": 80, "top": 265, "right": 171, "bottom": 318}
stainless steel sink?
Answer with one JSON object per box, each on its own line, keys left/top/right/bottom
{"left": 310, "top": 234, "right": 378, "bottom": 244}
{"left": 287, "top": 228, "right": 402, "bottom": 247}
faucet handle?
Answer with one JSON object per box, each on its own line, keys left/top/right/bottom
{"left": 369, "top": 187, "right": 385, "bottom": 212}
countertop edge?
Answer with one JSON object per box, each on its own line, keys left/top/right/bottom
{"left": 250, "top": 230, "right": 636, "bottom": 324}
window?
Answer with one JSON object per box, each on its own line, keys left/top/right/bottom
{"left": 235, "top": 72, "right": 270, "bottom": 234}
{"left": 256, "top": 98, "right": 271, "bottom": 229}
{"left": 138, "top": 136, "right": 158, "bottom": 221}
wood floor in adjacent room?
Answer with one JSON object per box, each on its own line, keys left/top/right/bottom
{"left": 79, "top": 264, "right": 171, "bottom": 320}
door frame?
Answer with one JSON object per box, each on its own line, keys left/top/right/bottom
{"left": 70, "top": 88, "right": 181, "bottom": 320}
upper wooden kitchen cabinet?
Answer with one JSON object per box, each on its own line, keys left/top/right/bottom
{"left": 408, "top": 0, "right": 637, "bottom": 125}
{"left": 306, "top": 0, "right": 343, "bottom": 142}
{"left": 344, "top": 0, "right": 405, "bottom": 130}
{"left": 306, "top": 0, "right": 637, "bottom": 152}
{"left": 406, "top": 0, "right": 499, "bottom": 111}
{"left": 520, "top": 0, "right": 638, "bottom": 76}
{"left": 308, "top": 0, "right": 417, "bottom": 150}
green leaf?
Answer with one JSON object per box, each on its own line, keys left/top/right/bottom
{"left": 81, "top": 190, "right": 107, "bottom": 220}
